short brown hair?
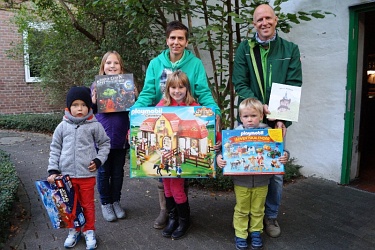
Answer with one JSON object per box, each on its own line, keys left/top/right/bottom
{"left": 166, "top": 21, "right": 189, "bottom": 40}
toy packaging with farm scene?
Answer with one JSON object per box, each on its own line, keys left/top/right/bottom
{"left": 35, "top": 175, "right": 86, "bottom": 229}
{"left": 95, "top": 74, "right": 136, "bottom": 113}
{"left": 129, "top": 106, "right": 216, "bottom": 178}
{"left": 221, "top": 128, "right": 285, "bottom": 175}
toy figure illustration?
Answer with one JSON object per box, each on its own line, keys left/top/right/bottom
{"left": 106, "top": 98, "right": 115, "bottom": 110}
{"left": 224, "top": 141, "right": 231, "bottom": 153}
{"left": 136, "top": 155, "right": 142, "bottom": 170}
{"left": 271, "top": 159, "right": 280, "bottom": 169}
{"left": 256, "top": 149, "right": 264, "bottom": 171}
{"left": 176, "top": 166, "right": 182, "bottom": 178}
{"left": 243, "top": 163, "right": 250, "bottom": 171}
{"left": 248, "top": 146, "right": 256, "bottom": 155}
{"left": 248, "top": 156, "right": 257, "bottom": 170}
{"left": 267, "top": 149, "right": 282, "bottom": 159}
{"left": 153, "top": 164, "right": 163, "bottom": 176}
{"left": 115, "top": 88, "right": 127, "bottom": 110}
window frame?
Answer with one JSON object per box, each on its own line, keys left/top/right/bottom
{"left": 23, "top": 22, "right": 51, "bottom": 83}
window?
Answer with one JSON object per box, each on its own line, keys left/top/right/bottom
{"left": 23, "top": 22, "right": 51, "bottom": 83}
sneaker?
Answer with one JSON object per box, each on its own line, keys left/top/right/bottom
{"left": 235, "top": 236, "right": 248, "bottom": 250}
{"left": 113, "top": 201, "right": 126, "bottom": 219}
{"left": 83, "top": 230, "right": 97, "bottom": 250}
{"left": 250, "top": 232, "right": 263, "bottom": 249}
{"left": 101, "top": 203, "right": 117, "bottom": 222}
{"left": 264, "top": 217, "right": 281, "bottom": 238}
{"left": 64, "top": 228, "right": 81, "bottom": 248}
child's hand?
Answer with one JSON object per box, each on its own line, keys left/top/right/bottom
{"left": 88, "top": 161, "right": 97, "bottom": 172}
{"left": 91, "top": 88, "right": 97, "bottom": 104}
{"left": 216, "top": 154, "right": 227, "bottom": 168}
{"left": 47, "top": 174, "right": 58, "bottom": 184}
{"left": 278, "top": 151, "right": 289, "bottom": 164}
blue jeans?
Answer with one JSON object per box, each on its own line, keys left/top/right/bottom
{"left": 265, "top": 174, "right": 283, "bottom": 219}
{"left": 97, "top": 149, "right": 126, "bottom": 204}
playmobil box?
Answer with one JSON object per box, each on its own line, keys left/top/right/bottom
{"left": 35, "top": 175, "right": 85, "bottom": 229}
{"left": 221, "top": 128, "right": 285, "bottom": 175}
{"left": 95, "top": 73, "right": 136, "bottom": 113}
{"left": 129, "top": 106, "right": 216, "bottom": 178}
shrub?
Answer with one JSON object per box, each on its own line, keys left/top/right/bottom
{"left": 189, "top": 167, "right": 234, "bottom": 191}
{"left": 0, "top": 150, "right": 19, "bottom": 246}
{"left": 0, "top": 113, "right": 62, "bottom": 134}
{"left": 283, "top": 157, "right": 303, "bottom": 182}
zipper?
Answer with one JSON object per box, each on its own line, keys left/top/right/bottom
{"left": 268, "top": 63, "right": 273, "bottom": 92}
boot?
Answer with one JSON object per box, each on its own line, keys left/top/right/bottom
{"left": 153, "top": 182, "right": 168, "bottom": 229}
{"left": 162, "top": 197, "right": 179, "bottom": 238}
{"left": 171, "top": 201, "right": 191, "bottom": 240}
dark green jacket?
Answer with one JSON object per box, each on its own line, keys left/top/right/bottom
{"left": 232, "top": 34, "right": 302, "bottom": 127}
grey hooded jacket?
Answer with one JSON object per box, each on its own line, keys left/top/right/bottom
{"left": 47, "top": 110, "right": 110, "bottom": 178}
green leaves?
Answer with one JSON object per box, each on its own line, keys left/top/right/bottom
{"left": 8, "top": 0, "right": 332, "bottom": 129}
{"left": 0, "top": 149, "right": 19, "bottom": 245}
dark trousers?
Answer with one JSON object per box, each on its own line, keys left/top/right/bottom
{"left": 97, "top": 149, "right": 126, "bottom": 204}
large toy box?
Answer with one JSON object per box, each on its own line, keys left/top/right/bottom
{"left": 35, "top": 175, "right": 85, "bottom": 229}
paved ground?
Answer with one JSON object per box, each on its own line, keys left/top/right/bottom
{"left": 1, "top": 129, "right": 375, "bottom": 250}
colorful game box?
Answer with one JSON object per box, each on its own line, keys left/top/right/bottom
{"left": 35, "top": 175, "right": 85, "bottom": 229}
{"left": 129, "top": 106, "right": 216, "bottom": 178}
{"left": 95, "top": 74, "right": 136, "bottom": 113}
{"left": 221, "top": 128, "right": 285, "bottom": 175}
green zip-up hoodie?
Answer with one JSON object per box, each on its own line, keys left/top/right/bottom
{"left": 133, "top": 49, "right": 220, "bottom": 116}
{"left": 232, "top": 34, "right": 302, "bottom": 127}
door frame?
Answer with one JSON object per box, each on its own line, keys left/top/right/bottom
{"left": 341, "top": 2, "right": 375, "bottom": 184}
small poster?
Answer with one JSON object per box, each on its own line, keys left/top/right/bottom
{"left": 267, "top": 83, "right": 301, "bottom": 122}
{"left": 95, "top": 74, "right": 135, "bottom": 113}
{"left": 221, "top": 129, "right": 285, "bottom": 175}
{"left": 129, "top": 106, "right": 216, "bottom": 178}
{"left": 35, "top": 175, "right": 85, "bottom": 229}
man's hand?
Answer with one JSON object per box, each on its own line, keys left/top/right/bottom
{"left": 264, "top": 104, "right": 277, "bottom": 121}
{"left": 216, "top": 154, "right": 227, "bottom": 168}
{"left": 263, "top": 104, "right": 271, "bottom": 116}
{"left": 278, "top": 151, "right": 289, "bottom": 164}
{"left": 275, "top": 120, "right": 287, "bottom": 138}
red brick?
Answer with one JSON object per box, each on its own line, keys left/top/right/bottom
{"left": 0, "top": 10, "right": 62, "bottom": 114}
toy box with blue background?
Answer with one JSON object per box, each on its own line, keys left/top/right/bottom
{"left": 35, "top": 175, "right": 85, "bottom": 229}
{"left": 221, "top": 128, "right": 285, "bottom": 175}
{"left": 129, "top": 106, "right": 216, "bottom": 178}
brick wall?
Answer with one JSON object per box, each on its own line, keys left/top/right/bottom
{"left": 0, "top": 10, "right": 62, "bottom": 114}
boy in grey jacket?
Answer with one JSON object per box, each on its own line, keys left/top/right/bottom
{"left": 216, "top": 98, "right": 288, "bottom": 250}
{"left": 47, "top": 86, "right": 110, "bottom": 250}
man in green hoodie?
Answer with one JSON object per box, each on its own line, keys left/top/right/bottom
{"left": 133, "top": 20, "right": 220, "bottom": 230}
{"left": 232, "top": 4, "right": 302, "bottom": 240}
